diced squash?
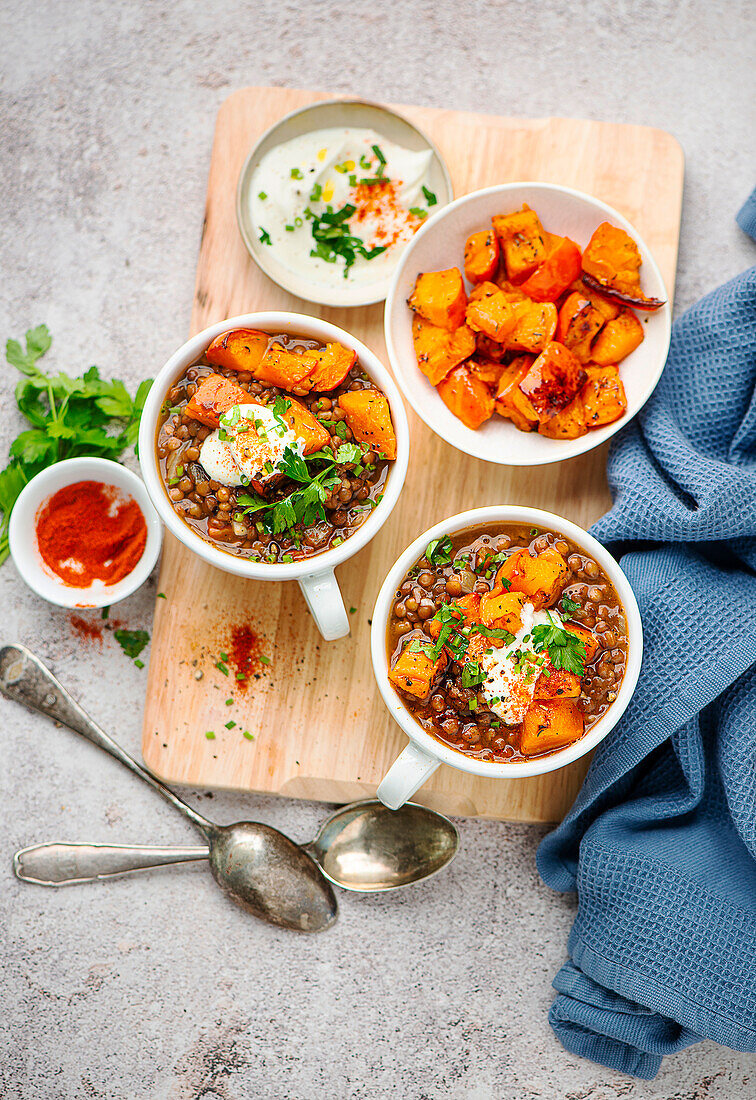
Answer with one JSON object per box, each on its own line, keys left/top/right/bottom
{"left": 464, "top": 230, "right": 500, "bottom": 283}
{"left": 507, "top": 300, "right": 558, "bottom": 354}
{"left": 495, "top": 547, "right": 568, "bottom": 610}
{"left": 493, "top": 275, "right": 528, "bottom": 301}
{"left": 520, "top": 700, "right": 585, "bottom": 756}
{"left": 307, "top": 342, "right": 357, "bottom": 391}
{"left": 338, "top": 389, "right": 397, "bottom": 460}
{"left": 475, "top": 332, "right": 508, "bottom": 362}
{"left": 256, "top": 342, "right": 318, "bottom": 390}
{"left": 538, "top": 393, "right": 587, "bottom": 439}
{"left": 184, "top": 375, "right": 251, "bottom": 428}
{"left": 582, "top": 222, "right": 665, "bottom": 311}
{"left": 278, "top": 396, "right": 331, "bottom": 455}
{"left": 437, "top": 366, "right": 495, "bottom": 430}
{"left": 206, "top": 328, "right": 270, "bottom": 375}
{"left": 567, "top": 280, "right": 620, "bottom": 322}
{"left": 520, "top": 236, "right": 582, "bottom": 302}
{"left": 389, "top": 645, "right": 447, "bottom": 701}
{"left": 465, "top": 290, "right": 517, "bottom": 343}
{"left": 557, "top": 292, "right": 605, "bottom": 363}
{"left": 494, "top": 357, "right": 539, "bottom": 432}
{"left": 428, "top": 593, "right": 481, "bottom": 640}
{"left": 469, "top": 357, "right": 508, "bottom": 388}
{"left": 534, "top": 667, "right": 582, "bottom": 700}
{"left": 564, "top": 623, "right": 598, "bottom": 662}
{"left": 412, "top": 315, "right": 475, "bottom": 385}
{"left": 581, "top": 365, "right": 627, "bottom": 429}
{"left": 518, "top": 342, "right": 587, "bottom": 422}
{"left": 492, "top": 205, "right": 548, "bottom": 283}
{"left": 479, "top": 590, "right": 528, "bottom": 633}
{"left": 408, "top": 269, "right": 467, "bottom": 329}
{"left": 591, "top": 309, "right": 644, "bottom": 365}
{"left": 468, "top": 281, "right": 500, "bottom": 303}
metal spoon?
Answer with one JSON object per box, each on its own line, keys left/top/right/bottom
{"left": 14, "top": 800, "right": 459, "bottom": 892}
{"left": 0, "top": 643, "right": 337, "bottom": 933}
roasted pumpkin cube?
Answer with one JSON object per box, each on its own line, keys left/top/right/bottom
{"left": 464, "top": 230, "right": 500, "bottom": 284}
{"left": 475, "top": 332, "right": 508, "bottom": 362}
{"left": 520, "top": 237, "right": 582, "bottom": 302}
{"left": 519, "top": 342, "right": 587, "bottom": 422}
{"left": 582, "top": 365, "right": 627, "bottom": 429}
{"left": 468, "top": 281, "right": 500, "bottom": 303}
{"left": 479, "top": 590, "right": 528, "bottom": 633}
{"left": 338, "top": 389, "right": 397, "bottom": 460}
{"left": 412, "top": 315, "right": 475, "bottom": 385}
{"left": 591, "top": 309, "right": 644, "bottom": 365}
{"left": 206, "top": 328, "right": 270, "bottom": 375}
{"left": 564, "top": 623, "right": 598, "bottom": 662}
{"left": 277, "top": 396, "right": 331, "bottom": 455}
{"left": 306, "top": 342, "right": 357, "bottom": 391}
{"left": 507, "top": 300, "right": 558, "bottom": 354}
{"left": 388, "top": 644, "right": 447, "bottom": 701}
{"left": 437, "top": 365, "right": 495, "bottom": 430}
{"left": 582, "top": 222, "right": 665, "bottom": 311}
{"left": 470, "top": 357, "right": 508, "bottom": 388}
{"left": 538, "top": 394, "right": 587, "bottom": 439}
{"left": 494, "top": 357, "right": 539, "bottom": 432}
{"left": 408, "top": 268, "right": 467, "bottom": 330}
{"left": 492, "top": 205, "right": 548, "bottom": 283}
{"left": 184, "top": 375, "right": 252, "bottom": 428}
{"left": 495, "top": 547, "right": 568, "bottom": 609}
{"left": 520, "top": 699, "right": 585, "bottom": 756}
{"left": 256, "top": 342, "right": 319, "bottom": 390}
{"left": 557, "top": 292, "right": 605, "bottom": 363}
{"left": 465, "top": 290, "right": 517, "bottom": 343}
{"left": 493, "top": 275, "right": 528, "bottom": 301}
{"left": 533, "top": 667, "right": 582, "bottom": 701}
{"left": 567, "top": 280, "right": 620, "bottom": 322}
{"left": 428, "top": 593, "right": 481, "bottom": 641}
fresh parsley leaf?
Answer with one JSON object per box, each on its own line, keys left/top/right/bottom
{"left": 114, "top": 629, "right": 150, "bottom": 661}
{"left": 5, "top": 324, "right": 52, "bottom": 374}
{"left": 561, "top": 596, "right": 581, "bottom": 617}
{"left": 422, "top": 185, "right": 437, "bottom": 207}
{"left": 531, "top": 618, "right": 586, "bottom": 676}
{"left": 426, "top": 536, "right": 453, "bottom": 566}
{"left": 461, "top": 661, "right": 485, "bottom": 688}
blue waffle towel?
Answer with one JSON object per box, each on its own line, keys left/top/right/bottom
{"left": 537, "top": 207, "right": 756, "bottom": 1078}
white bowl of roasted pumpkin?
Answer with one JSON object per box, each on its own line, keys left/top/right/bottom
{"left": 384, "top": 183, "right": 671, "bottom": 465}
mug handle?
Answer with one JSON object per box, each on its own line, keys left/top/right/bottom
{"left": 298, "top": 568, "right": 350, "bottom": 641}
{"left": 377, "top": 742, "right": 440, "bottom": 809}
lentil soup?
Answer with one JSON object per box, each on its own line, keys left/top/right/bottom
{"left": 386, "top": 523, "right": 628, "bottom": 761}
{"left": 156, "top": 327, "right": 397, "bottom": 563}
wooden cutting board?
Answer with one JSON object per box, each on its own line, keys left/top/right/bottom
{"left": 142, "top": 87, "right": 683, "bottom": 822}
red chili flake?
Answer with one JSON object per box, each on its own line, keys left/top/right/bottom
{"left": 227, "top": 624, "right": 269, "bottom": 691}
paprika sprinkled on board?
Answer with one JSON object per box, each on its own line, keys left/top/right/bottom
{"left": 227, "top": 624, "right": 269, "bottom": 690}
{"left": 36, "top": 480, "right": 147, "bottom": 587}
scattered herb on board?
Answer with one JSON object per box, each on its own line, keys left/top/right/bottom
{"left": 0, "top": 325, "right": 152, "bottom": 565}
{"left": 114, "top": 628, "right": 150, "bottom": 662}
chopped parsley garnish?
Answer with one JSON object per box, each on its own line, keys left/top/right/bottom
{"left": 561, "top": 596, "right": 581, "bottom": 617}
{"left": 461, "top": 661, "right": 486, "bottom": 688}
{"left": 290, "top": 167, "right": 303, "bottom": 179}
{"left": 531, "top": 615, "right": 586, "bottom": 676}
{"left": 309, "top": 203, "right": 387, "bottom": 277}
{"left": 259, "top": 228, "right": 272, "bottom": 246}
{"left": 422, "top": 185, "right": 437, "bottom": 206}
{"left": 114, "top": 629, "right": 149, "bottom": 661}
{"left": 425, "top": 535, "right": 454, "bottom": 566}
{"left": 309, "top": 183, "right": 323, "bottom": 202}
{"left": 258, "top": 191, "right": 267, "bottom": 201}
{"left": 471, "top": 624, "right": 515, "bottom": 644}
{"left": 409, "top": 207, "right": 428, "bottom": 219}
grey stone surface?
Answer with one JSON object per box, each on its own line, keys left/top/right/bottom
{"left": 1, "top": 1, "right": 755, "bottom": 1096}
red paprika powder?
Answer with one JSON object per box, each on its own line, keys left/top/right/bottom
{"left": 35, "top": 480, "right": 147, "bottom": 587}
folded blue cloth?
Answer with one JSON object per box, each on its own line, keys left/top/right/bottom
{"left": 537, "top": 208, "right": 756, "bottom": 1078}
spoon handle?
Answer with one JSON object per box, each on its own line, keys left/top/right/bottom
{"left": 14, "top": 841, "right": 210, "bottom": 886}
{"left": 0, "top": 644, "right": 210, "bottom": 832}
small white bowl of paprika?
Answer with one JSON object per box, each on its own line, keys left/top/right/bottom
{"left": 8, "top": 457, "right": 162, "bottom": 609}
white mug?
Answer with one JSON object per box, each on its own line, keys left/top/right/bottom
{"left": 140, "top": 312, "right": 409, "bottom": 640}
{"left": 371, "top": 506, "right": 643, "bottom": 808}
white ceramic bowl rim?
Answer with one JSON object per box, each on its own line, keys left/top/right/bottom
{"left": 384, "top": 181, "right": 672, "bottom": 467}
{"left": 139, "top": 312, "right": 410, "bottom": 581}
{"left": 370, "top": 505, "right": 643, "bottom": 779}
{"left": 8, "top": 456, "right": 163, "bottom": 609}
{"left": 236, "top": 97, "right": 454, "bottom": 308}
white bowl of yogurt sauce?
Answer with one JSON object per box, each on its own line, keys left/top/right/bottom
{"left": 237, "top": 99, "right": 453, "bottom": 308}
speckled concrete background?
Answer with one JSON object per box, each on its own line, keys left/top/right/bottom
{"left": 1, "top": 1, "right": 754, "bottom": 1097}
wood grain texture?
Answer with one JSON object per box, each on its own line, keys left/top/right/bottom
{"left": 142, "top": 87, "right": 683, "bottom": 822}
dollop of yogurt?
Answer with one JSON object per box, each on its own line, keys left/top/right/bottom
{"left": 199, "top": 404, "right": 303, "bottom": 489}
{"left": 250, "top": 126, "right": 435, "bottom": 289}
{"left": 475, "top": 603, "right": 568, "bottom": 725}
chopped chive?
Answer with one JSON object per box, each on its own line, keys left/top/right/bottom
{"left": 220, "top": 651, "right": 229, "bottom": 662}
{"left": 225, "top": 698, "right": 234, "bottom": 706}
{"left": 225, "top": 720, "right": 236, "bottom": 730}
{"left": 409, "top": 207, "right": 428, "bottom": 218}
{"left": 215, "top": 661, "right": 229, "bottom": 676}
{"left": 205, "top": 731, "right": 216, "bottom": 740}
{"left": 285, "top": 223, "right": 295, "bottom": 232}
{"left": 422, "top": 185, "right": 437, "bottom": 206}
{"left": 101, "top": 606, "right": 110, "bottom": 620}
{"left": 259, "top": 228, "right": 272, "bottom": 246}
{"left": 258, "top": 190, "right": 267, "bottom": 200}
{"left": 290, "top": 167, "right": 303, "bottom": 179}
{"left": 134, "top": 659, "right": 145, "bottom": 669}
{"left": 260, "top": 655, "right": 271, "bottom": 665}
{"left": 348, "top": 174, "right": 357, "bottom": 186}
{"left": 236, "top": 672, "right": 246, "bottom": 681}
{"left": 309, "top": 183, "right": 322, "bottom": 202}
{"left": 243, "top": 731, "right": 255, "bottom": 741}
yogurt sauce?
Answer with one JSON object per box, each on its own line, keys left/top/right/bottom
{"left": 250, "top": 127, "right": 435, "bottom": 289}
{"left": 476, "top": 603, "right": 568, "bottom": 725}
{"left": 199, "top": 403, "right": 303, "bottom": 489}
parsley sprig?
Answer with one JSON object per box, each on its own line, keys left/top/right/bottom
{"left": 0, "top": 325, "right": 152, "bottom": 565}
{"left": 531, "top": 615, "right": 587, "bottom": 676}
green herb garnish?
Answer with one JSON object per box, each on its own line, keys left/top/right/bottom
{"left": 422, "top": 185, "right": 437, "bottom": 206}
{"left": 308, "top": 203, "right": 387, "bottom": 277}
{"left": 114, "top": 629, "right": 150, "bottom": 661}
{"left": 531, "top": 616, "right": 586, "bottom": 676}
{"left": 461, "top": 661, "right": 486, "bottom": 688}
{"left": 258, "top": 191, "right": 267, "bottom": 200}
{"left": 409, "top": 207, "right": 428, "bottom": 219}
{"left": 425, "top": 536, "right": 454, "bottom": 566}
{"left": 205, "top": 731, "right": 215, "bottom": 740}
{"left": 561, "top": 596, "right": 581, "bottom": 617}
{"left": 290, "top": 167, "right": 303, "bottom": 179}
{"left": 259, "top": 228, "right": 272, "bottom": 246}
